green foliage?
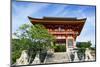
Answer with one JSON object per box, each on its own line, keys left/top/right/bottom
{"left": 76, "top": 41, "right": 92, "bottom": 49}
{"left": 54, "top": 45, "right": 66, "bottom": 52}
{"left": 76, "top": 41, "right": 92, "bottom": 60}
{"left": 19, "top": 24, "right": 30, "bottom": 30}
{"left": 12, "top": 23, "right": 55, "bottom": 64}
{"left": 12, "top": 39, "right": 22, "bottom": 64}
{"left": 28, "top": 24, "right": 55, "bottom": 42}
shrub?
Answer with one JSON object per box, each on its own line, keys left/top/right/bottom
{"left": 54, "top": 45, "right": 66, "bottom": 52}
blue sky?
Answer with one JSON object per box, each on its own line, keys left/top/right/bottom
{"left": 12, "top": 0, "right": 96, "bottom": 47}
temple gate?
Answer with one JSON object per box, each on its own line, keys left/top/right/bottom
{"left": 28, "top": 16, "right": 86, "bottom": 52}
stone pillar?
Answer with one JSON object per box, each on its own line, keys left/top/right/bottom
{"left": 32, "top": 53, "right": 40, "bottom": 64}
{"left": 74, "top": 50, "right": 79, "bottom": 62}
{"left": 16, "top": 50, "right": 29, "bottom": 65}
{"left": 85, "top": 48, "right": 94, "bottom": 61}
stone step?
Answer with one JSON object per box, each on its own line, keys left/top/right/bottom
{"left": 44, "top": 52, "right": 71, "bottom": 63}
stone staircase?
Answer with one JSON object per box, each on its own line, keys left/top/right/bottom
{"left": 44, "top": 52, "right": 71, "bottom": 63}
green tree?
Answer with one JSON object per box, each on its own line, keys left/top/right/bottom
{"left": 12, "top": 23, "right": 55, "bottom": 64}
{"left": 12, "top": 39, "right": 21, "bottom": 64}
{"left": 76, "top": 41, "right": 92, "bottom": 49}
{"left": 76, "top": 41, "right": 92, "bottom": 60}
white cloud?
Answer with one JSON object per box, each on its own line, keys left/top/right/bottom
{"left": 12, "top": 2, "right": 50, "bottom": 32}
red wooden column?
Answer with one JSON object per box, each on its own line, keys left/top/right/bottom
{"left": 73, "top": 31, "right": 78, "bottom": 48}
{"left": 73, "top": 35, "right": 76, "bottom": 48}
